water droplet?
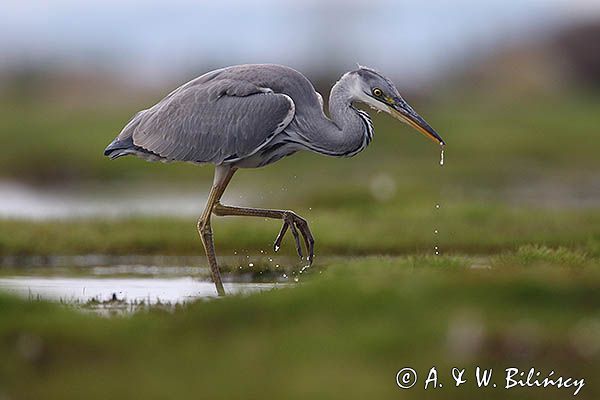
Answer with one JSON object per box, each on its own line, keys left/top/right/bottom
{"left": 439, "top": 146, "right": 445, "bottom": 166}
{"left": 275, "top": 264, "right": 280, "bottom": 268}
{"left": 435, "top": 251, "right": 440, "bottom": 255}
{"left": 293, "top": 277, "right": 299, "bottom": 283}
{"left": 268, "top": 257, "right": 273, "bottom": 262}
{"left": 274, "top": 245, "right": 280, "bottom": 252}
{"left": 434, "top": 230, "right": 438, "bottom": 234}
{"left": 260, "top": 250, "right": 264, "bottom": 254}
{"left": 248, "top": 263, "right": 254, "bottom": 267}
{"left": 300, "top": 264, "right": 311, "bottom": 274}
{"left": 282, "top": 273, "right": 288, "bottom": 279}
{"left": 435, "top": 204, "right": 440, "bottom": 209}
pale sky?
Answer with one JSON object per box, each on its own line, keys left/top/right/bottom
{"left": 1, "top": 0, "right": 598, "bottom": 86}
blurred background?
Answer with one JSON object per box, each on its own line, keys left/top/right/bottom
{"left": 1, "top": 0, "right": 599, "bottom": 219}
{"left": 1, "top": 2, "right": 599, "bottom": 398}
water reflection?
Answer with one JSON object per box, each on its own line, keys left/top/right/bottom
{"left": 0, "top": 254, "right": 292, "bottom": 312}
{"left": 0, "top": 276, "right": 278, "bottom": 304}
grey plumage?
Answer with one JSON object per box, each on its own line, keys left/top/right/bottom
{"left": 106, "top": 64, "right": 444, "bottom": 168}
{"left": 106, "top": 64, "right": 442, "bottom": 169}
{"left": 103, "top": 63, "right": 445, "bottom": 296}
{"left": 107, "top": 66, "right": 290, "bottom": 164}
{"left": 106, "top": 65, "right": 304, "bottom": 166}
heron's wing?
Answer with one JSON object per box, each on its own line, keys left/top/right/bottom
{"left": 127, "top": 78, "right": 295, "bottom": 164}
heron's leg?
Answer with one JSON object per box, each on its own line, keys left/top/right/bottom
{"left": 197, "top": 166, "right": 237, "bottom": 296}
{"left": 213, "top": 203, "right": 315, "bottom": 264}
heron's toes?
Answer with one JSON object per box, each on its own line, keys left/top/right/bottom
{"left": 288, "top": 220, "right": 303, "bottom": 259}
{"left": 273, "top": 220, "right": 289, "bottom": 252}
{"left": 293, "top": 218, "right": 315, "bottom": 265}
{"left": 272, "top": 212, "right": 315, "bottom": 263}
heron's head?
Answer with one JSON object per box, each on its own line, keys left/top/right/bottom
{"left": 348, "top": 66, "right": 445, "bottom": 146}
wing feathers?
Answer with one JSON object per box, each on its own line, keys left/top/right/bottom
{"left": 129, "top": 79, "right": 294, "bottom": 164}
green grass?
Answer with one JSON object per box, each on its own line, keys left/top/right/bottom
{"left": 0, "top": 256, "right": 598, "bottom": 399}
{"left": 1, "top": 90, "right": 599, "bottom": 398}
{"left": 1, "top": 91, "right": 599, "bottom": 186}
{"left": 2, "top": 91, "right": 599, "bottom": 258}
{"left": 1, "top": 204, "right": 599, "bottom": 258}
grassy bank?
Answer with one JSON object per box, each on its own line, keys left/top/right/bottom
{"left": 0, "top": 255, "right": 598, "bottom": 399}
{"left": 2, "top": 204, "right": 599, "bottom": 258}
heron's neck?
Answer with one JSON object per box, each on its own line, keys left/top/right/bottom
{"left": 302, "top": 75, "right": 373, "bottom": 157}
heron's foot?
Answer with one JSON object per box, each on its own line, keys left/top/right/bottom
{"left": 273, "top": 211, "right": 315, "bottom": 264}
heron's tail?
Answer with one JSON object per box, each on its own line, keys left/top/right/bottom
{"left": 104, "top": 109, "right": 148, "bottom": 159}
{"left": 104, "top": 136, "right": 135, "bottom": 159}
{"left": 104, "top": 109, "right": 164, "bottom": 162}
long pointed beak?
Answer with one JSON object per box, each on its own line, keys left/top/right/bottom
{"left": 388, "top": 102, "right": 445, "bottom": 146}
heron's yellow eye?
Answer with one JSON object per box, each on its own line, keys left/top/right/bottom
{"left": 372, "top": 88, "right": 383, "bottom": 97}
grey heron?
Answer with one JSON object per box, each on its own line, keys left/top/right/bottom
{"left": 104, "top": 64, "right": 445, "bottom": 296}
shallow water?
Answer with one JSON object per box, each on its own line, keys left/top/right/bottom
{"left": 0, "top": 181, "right": 215, "bottom": 219}
{"left": 0, "top": 276, "right": 278, "bottom": 304}
{"left": 0, "top": 254, "right": 286, "bottom": 311}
